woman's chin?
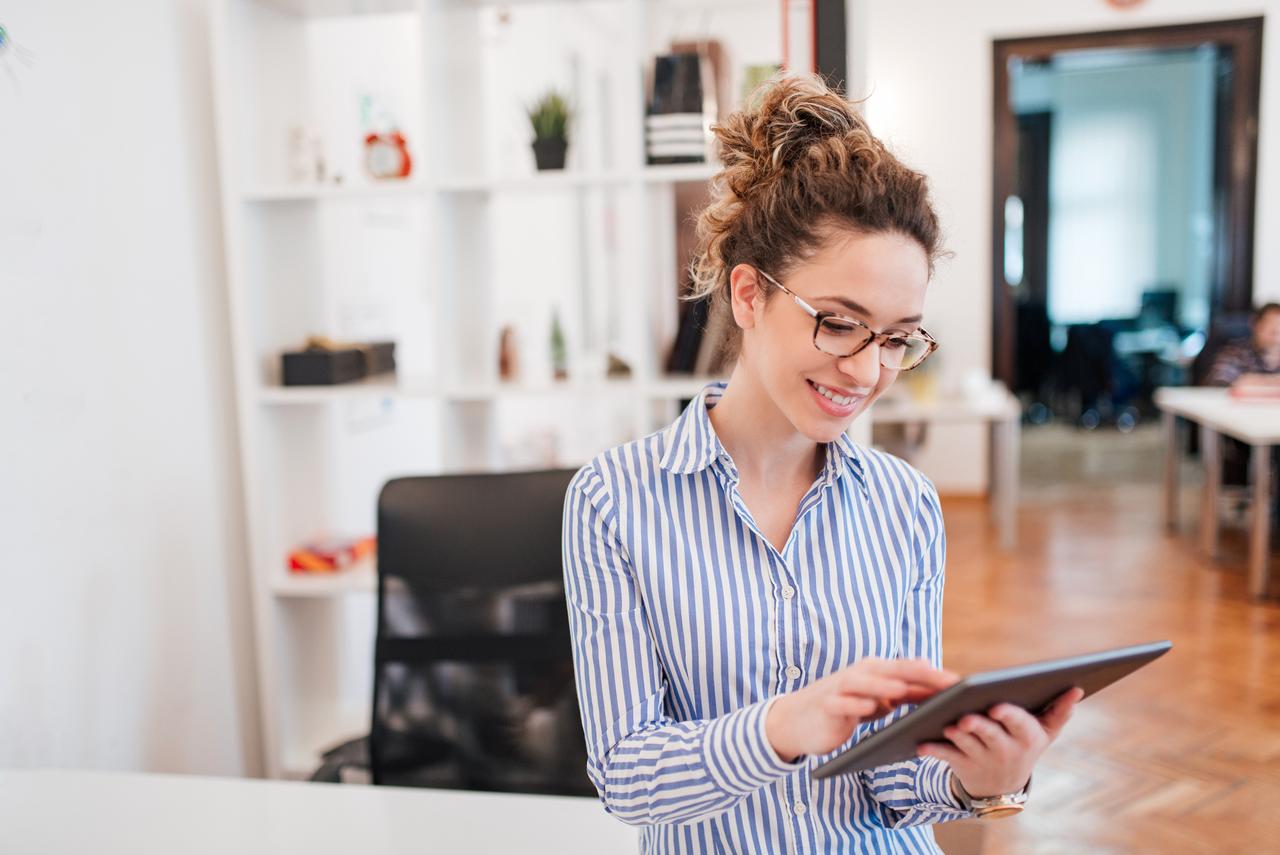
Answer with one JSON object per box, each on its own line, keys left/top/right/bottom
{"left": 792, "top": 407, "right": 860, "bottom": 444}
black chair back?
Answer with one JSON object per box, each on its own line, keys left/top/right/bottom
{"left": 370, "top": 469, "right": 594, "bottom": 795}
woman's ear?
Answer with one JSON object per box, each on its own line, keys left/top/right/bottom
{"left": 728, "top": 264, "right": 763, "bottom": 331}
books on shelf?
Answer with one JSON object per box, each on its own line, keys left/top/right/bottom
{"left": 646, "top": 53, "right": 712, "bottom": 164}
{"left": 666, "top": 295, "right": 730, "bottom": 378}
{"left": 288, "top": 535, "right": 376, "bottom": 574}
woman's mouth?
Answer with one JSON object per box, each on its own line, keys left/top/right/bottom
{"left": 807, "top": 379, "right": 862, "bottom": 417}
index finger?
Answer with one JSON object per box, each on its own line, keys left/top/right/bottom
{"left": 864, "top": 658, "right": 960, "bottom": 690}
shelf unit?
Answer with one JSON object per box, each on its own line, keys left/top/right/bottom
{"left": 210, "top": 0, "right": 782, "bottom": 778}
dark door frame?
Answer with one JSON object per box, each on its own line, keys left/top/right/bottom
{"left": 990, "top": 17, "right": 1263, "bottom": 388}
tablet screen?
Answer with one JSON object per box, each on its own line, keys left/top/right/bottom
{"left": 811, "top": 640, "right": 1171, "bottom": 779}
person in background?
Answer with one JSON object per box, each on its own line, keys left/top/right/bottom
{"left": 1204, "top": 301, "right": 1280, "bottom": 522}
{"left": 561, "top": 74, "right": 1082, "bottom": 854}
{"left": 1205, "top": 302, "right": 1280, "bottom": 388}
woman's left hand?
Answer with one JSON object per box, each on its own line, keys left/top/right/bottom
{"left": 916, "top": 687, "right": 1085, "bottom": 798}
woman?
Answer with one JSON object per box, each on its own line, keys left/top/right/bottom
{"left": 562, "top": 74, "right": 1082, "bottom": 854}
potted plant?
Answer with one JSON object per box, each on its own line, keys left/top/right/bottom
{"left": 527, "top": 89, "right": 572, "bottom": 171}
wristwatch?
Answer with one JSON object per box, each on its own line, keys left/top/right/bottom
{"left": 951, "top": 775, "right": 1031, "bottom": 820}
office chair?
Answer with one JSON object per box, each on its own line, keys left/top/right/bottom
{"left": 369, "top": 469, "right": 595, "bottom": 796}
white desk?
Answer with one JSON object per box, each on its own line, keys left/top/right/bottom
{"left": 0, "top": 770, "right": 638, "bottom": 854}
{"left": 1154, "top": 386, "right": 1280, "bottom": 599}
{"left": 871, "top": 386, "right": 1022, "bottom": 549}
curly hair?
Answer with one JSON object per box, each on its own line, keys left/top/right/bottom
{"left": 688, "top": 73, "right": 943, "bottom": 358}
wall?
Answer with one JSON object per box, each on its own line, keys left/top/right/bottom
{"left": 0, "top": 0, "right": 259, "bottom": 775}
{"left": 858, "top": 0, "right": 1277, "bottom": 492}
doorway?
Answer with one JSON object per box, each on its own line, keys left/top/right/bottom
{"left": 992, "top": 18, "right": 1261, "bottom": 436}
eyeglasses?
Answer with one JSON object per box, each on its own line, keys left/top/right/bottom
{"left": 755, "top": 268, "right": 938, "bottom": 372}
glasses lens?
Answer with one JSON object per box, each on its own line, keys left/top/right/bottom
{"left": 815, "top": 316, "right": 873, "bottom": 356}
{"left": 882, "top": 335, "right": 932, "bottom": 370}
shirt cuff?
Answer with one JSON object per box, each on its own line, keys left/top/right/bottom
{"left": 916, "top": 756, "right": 972, "bottom": 813}
{"left": 702, "top": 696, "right": 807, "bottom": 796}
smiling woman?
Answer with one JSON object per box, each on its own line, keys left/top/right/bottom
{"left": 561, "top": 73, "right": 1080, "bottom": 855}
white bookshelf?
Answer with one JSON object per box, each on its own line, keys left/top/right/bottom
{"left": 210, "top": 0, "right": 778, "bottom": 779}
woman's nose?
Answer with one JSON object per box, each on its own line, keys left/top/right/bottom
{"left": 835, "top": 343, "right": 881, "bottom": 390}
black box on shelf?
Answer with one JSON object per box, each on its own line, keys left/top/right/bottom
{"left": 362, "top": 341, "right": 396, "bottom": 377}
{"left": 281, "top": 340, "right": 397, "bottom": 386}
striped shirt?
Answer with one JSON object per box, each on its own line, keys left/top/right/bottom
{"left": 1205, "top": 338, "right": 1280, "bottom": 386}
{"left": 561, "top": 382, "right": 972, "bottom": 854}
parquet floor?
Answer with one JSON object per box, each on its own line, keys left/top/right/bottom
{"left": 937, "top": 425, "right": 1280, "bottom": 854}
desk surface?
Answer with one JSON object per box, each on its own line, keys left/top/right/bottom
{"left": 1154, "top": 387, "right": 1280, "bottom": 445}
{"left": 0, "top": 770, "right": 637, "bottom": 855}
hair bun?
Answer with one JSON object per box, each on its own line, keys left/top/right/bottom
{"left": 714, "top": 74, "right": 876, "bottom": 200}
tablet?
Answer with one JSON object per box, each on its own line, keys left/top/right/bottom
{"left": 811, "top": 640, "right": 1172, "bottom": 779}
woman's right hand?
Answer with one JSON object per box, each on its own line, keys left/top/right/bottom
{"left": 765, "top": 657, "right": 960, "bottom": 762}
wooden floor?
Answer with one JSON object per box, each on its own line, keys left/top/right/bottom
{"left": 937, "top": 425, "right": 1280, "bottom": 854}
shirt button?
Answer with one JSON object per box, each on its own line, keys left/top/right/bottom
{"left": 793, "top": 802, "right": 807, "bottom": 816}
{"left": 785, "top": 665, "right": 802, "bottom": 680}
{"left": 781, "top": 585, "right": 796, "bottom": 599}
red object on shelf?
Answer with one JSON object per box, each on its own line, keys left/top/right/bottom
{"left": 288, "top": 536, "right": 376, "bottom": 573}
{"left": 364, "top": 130, "right": 412, "bottom": 179}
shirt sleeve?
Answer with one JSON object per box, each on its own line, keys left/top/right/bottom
{"left": 857, "top": 474, "right": 974, "bottom": 828}
{"left": 562, "top": 463, "right": 805, "bottom": 826}
{"left": 1205, "top": 342, "right": 1248, "bottom": 386}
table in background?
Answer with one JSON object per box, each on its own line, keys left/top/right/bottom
{"left": 1154, "top": 386, "right": 1280, "bottom": 599}
{"left": 0, "top": 770, "right": 637, "bottom": 855}
{"left": 871, "top": 385, "right": 1022, "bottom": 550}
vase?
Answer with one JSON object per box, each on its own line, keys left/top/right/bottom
{"left": 532, "top": 138, "right": 568, "bottom": 171}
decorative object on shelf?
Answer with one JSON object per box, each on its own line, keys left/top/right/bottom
{"left": 281, "top": 336, "right": 396, "bottom": 386}
{"left": 288, "top": 125, "right": 326, "bottom": 184}
{"left": 364, "top": 130, "right": 413, "bottom": 179}
{"left": 1105, "top": 0, "right": 1147, "bottom": 8}
{"left": 645, "top": 51, "right": 713, "bottom": 164}
{"left": 0, "top": 24, "right": 36, "bottom": 92}
{"left": 550, "top": 308, "right": 569, "bottom": 380}
{"left": 668, "top": 178, "right": 723, "bottom": 376}
{"left": 498, "top": 325, "right": 520, "bottom": 380}
{"left": 667, "top": 294, "right": 710, "bottom": 374}
{"left": 606, "top": 353, "right": 632, "bottom": 379}
{"left": 672, "top": 39, "right": 728, "bottom": 124}
{"left": 694, "top": 303, "right": 731, "bottom": 377}
{"left": 288, "top": 535, "right": 376, "bottom": 574}
{"left": 526, "top": 89, "right": 572, "bottom": 171}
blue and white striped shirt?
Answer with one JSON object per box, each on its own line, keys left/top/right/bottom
{"left": 562, "top": 382, "right": 972, "bottom": 854}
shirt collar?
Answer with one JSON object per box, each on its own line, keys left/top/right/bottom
{"left": 658, "top": 382, "right": 727, "bottom": 475}
{"left": 659, "top": 381, "right": 871, "bottom": 497}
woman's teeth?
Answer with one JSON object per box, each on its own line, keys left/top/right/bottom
{"left": 813, "top": 382, "right": 856, "bottom": 406}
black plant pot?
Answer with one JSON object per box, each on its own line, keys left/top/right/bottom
{"left": 532, "top": 138, "right": 568, "bottom": 171}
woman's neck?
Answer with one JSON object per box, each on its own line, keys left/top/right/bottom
{"left": 708, "top": 361, "right": 825, "bottom": 487}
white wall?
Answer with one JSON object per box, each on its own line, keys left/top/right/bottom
{"left": 0, "top": 0, "right": 259, "bottom": 775}
{"left": 858, "top": 0, "right": 1279, "bottom": 492}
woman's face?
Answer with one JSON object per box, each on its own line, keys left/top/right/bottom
{"left": 1254, "top": 310, "right": 1280, "bottom": 354}
{"left": 731, "top": 229, "right": 931, "bottom": 444}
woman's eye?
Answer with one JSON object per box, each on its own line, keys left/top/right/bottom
{"left": 884, "top": 337, "right": 909, "bottom": 350}
{"left": 823, "top": 320, "right": 858, "bottom": 336}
